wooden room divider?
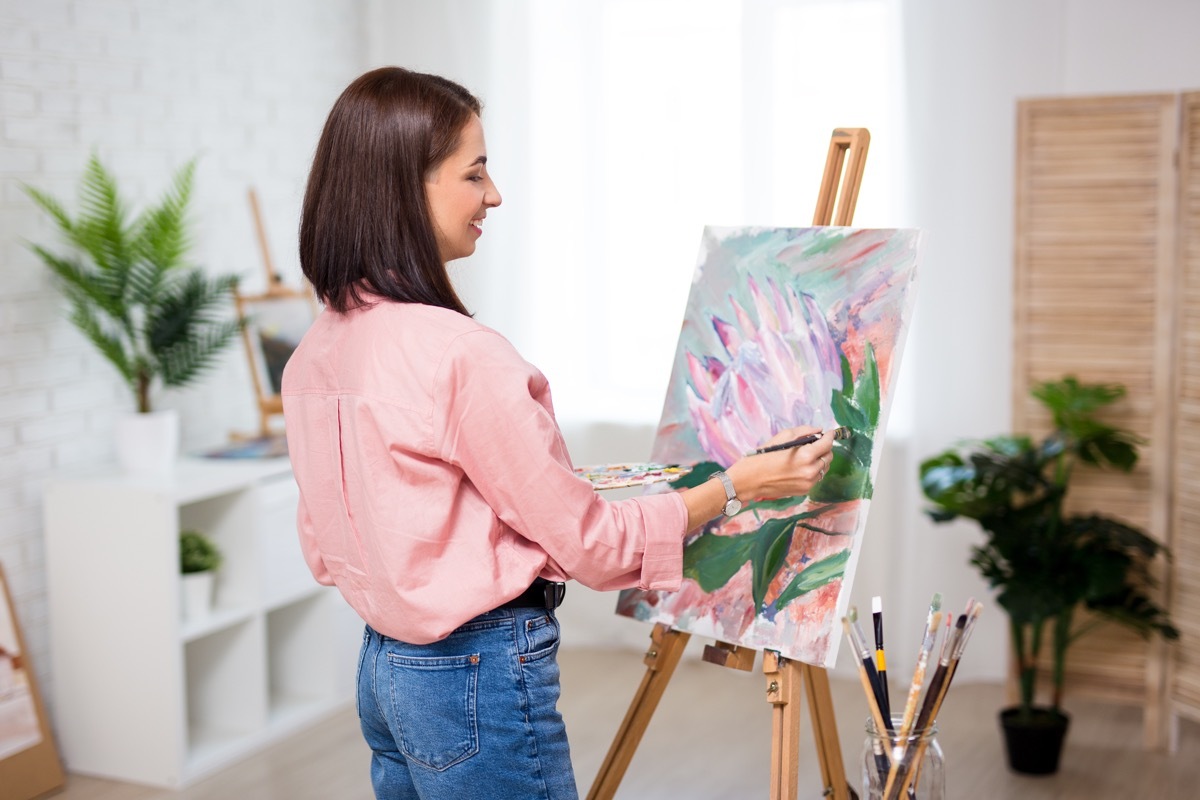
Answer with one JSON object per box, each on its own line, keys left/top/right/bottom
{"left": 1169, "top": 91, "right": 1200, "bottom": 749}
{"left": 1013, "top": 90, "right": 1200, "bottom": 749}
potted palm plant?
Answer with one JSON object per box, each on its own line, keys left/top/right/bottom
{"left": 24, "top": 155, "right": 242, "bottom": 473}
{"left": 179, "top": 529, "right": 223, "bottom": 621}
{"left": 918, "top": 376, "right": 1178, "bottom": 775}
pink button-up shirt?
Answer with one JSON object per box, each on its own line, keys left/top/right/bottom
{"left": 282, "top": 299, "right": 687, "bottom": 644}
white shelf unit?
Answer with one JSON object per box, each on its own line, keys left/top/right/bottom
{"left": 44, "top": 457, "right": 362, "bottom": 788}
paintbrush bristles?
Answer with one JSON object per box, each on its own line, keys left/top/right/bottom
{"left": 952, "top": 602, "right": 984, "bottom": 659}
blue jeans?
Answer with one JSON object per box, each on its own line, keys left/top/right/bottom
{"left": 357, "top": 607, "right": 578, "bottom": 800}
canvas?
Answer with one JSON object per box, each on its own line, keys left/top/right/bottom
{"left": 616, "top": 226, "right": 922, "bottom": 667}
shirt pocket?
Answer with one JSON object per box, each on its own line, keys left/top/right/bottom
{"left": 386, "top": 651, "right": 481, "bottom": 771}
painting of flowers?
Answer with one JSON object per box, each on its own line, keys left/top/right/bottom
{"left": 616, "top": 226, "right": 922, "bottom": 667}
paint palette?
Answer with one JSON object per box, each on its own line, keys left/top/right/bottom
{"left": 574, "top": 462, "right": 693, "bottom": 491}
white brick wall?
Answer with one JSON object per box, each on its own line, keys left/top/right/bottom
{"left": 0, "top": 0, "right": 367, "bottom": 718}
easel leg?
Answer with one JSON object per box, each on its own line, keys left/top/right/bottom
{"left": 803, "top": 664, "right": 852, "bottom": 800}
{"left": 764, "top": 651, "right": 804, "bottom": 800}
{"left": 764, "top": 654, "right": 854, "bottom": 800}
{"left": 587, "top": 624, "right": 690, "bottom": 800}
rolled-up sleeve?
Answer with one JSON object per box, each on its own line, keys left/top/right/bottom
{"left": 432, "top": 330, "right": 687, "bottom": 592}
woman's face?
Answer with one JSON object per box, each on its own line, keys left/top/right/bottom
{"left": 425, "top": 114, "right": 502, "bottom": 263}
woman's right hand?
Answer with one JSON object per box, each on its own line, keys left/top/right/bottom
{"left": 727, "top": 426, "right": 835, "bottom": 503}
{"left": 680, "top": 426, "right": 836, "bottom": 531}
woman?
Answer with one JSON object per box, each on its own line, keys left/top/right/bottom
{"left": 283, "top": 66, "right": 834, "bottom": 800}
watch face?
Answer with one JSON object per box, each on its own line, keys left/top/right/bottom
{"left": 724, "top": 497, "right": 742, "bottom": 516}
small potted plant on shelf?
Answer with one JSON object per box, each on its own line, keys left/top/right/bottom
{"left": 917, "top": 376, "right": 1178, "bottom": 775}
{"left": 179, "top": 529, "right": 222, "bottom": 622}
{"left": 24, "top": 155, "right": 243, "bottom": 474}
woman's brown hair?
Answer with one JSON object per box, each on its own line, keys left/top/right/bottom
{"left": 300, "top": 67, "right": 481, "bottom": 314}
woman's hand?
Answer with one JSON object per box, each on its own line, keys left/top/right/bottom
{"left": 729, "top": 426, "right": 835, "bottom": 502}
{"left": 681, "top": 426, "right": 836, "bottom": 531}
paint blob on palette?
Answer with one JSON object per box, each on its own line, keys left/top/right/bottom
{"left": 574, "top": 463, "right": 693, "bottom": 491}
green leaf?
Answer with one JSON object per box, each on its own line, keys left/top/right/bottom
{"left": 682, "top": 508, "right": 830, "bottom": 597}
{"left": 808, "top": 444, "right": 872, "bottom": 502}
{"left": 750, "top": 515, "right": 798, "bottom": 610}
{"left": 831, "top": 391, "right": 868, "bottom": 432}
{"left": 157, "top": 319, "right": 243, "bottom": 387}
{"left": 812, "top": 346, "right": 882, "bottom": 503}
{"left": 132, "top": 158, "right": 195, "bottom": 270}
{"left": 683, "top": 530, "right": 757, "bottom": 591}
{"left": 67, "top": 302, "right": 134, "bottom": 386}
{"left": 774, "top": 549, "right": 850, "bottom": 610}
{"left": 853, "top": 342, "right": 881, "bottom": 427}
{"left": 670, "top": 461, "right": 724, "bottom": 490}
{"left": 23, "top": 185, "right": 75, "bottom": 234}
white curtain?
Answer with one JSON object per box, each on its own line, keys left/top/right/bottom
{"left": 367, "top": 0, "right": 907, "bottom": 430}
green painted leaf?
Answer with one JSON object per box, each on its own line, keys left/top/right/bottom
{"left": 774, "top": 549, "right": 851, "bottom": 610}
{"left": 670, "top": 461, "right": 724, "bottom": 490}
{"left": 683, "top": 530, "right": 757, "bottom": 592}
{"left": 751, "top": 515, "right": 798, "bottom": 610}
{"left": 855, "top": 342, "right": 881, "bottom": 427}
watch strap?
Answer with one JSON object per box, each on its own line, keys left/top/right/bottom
{"left": 712, "top": 471, "right": 736, "bottom": 504}
{"left": 711, "top": 470, "right": 742, "bottom": 516}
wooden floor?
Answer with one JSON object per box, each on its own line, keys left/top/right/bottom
{"left": 53, "top": 646, "right": 1200, "bottom": 799}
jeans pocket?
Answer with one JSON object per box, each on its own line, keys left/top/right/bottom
{"left": 386, "top": 651, "right": 481, "bottom": 771}
{"left": 522, "top": 613, "right": 561, "bottom": 663}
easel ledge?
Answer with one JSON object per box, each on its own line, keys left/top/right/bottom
{"left": 587, "top": 127, "right": 870, "bottom": 800}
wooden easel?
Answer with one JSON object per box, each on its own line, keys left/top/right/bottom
{"left": 234, "top": 188, "right": 317, "bottom": 436}
{"left": 587, "top": 128, "right": 871, "bottom": 800}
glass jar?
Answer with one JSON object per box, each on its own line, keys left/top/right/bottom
{"left": 861, "top": 716, "right": 944, "bottom": 799}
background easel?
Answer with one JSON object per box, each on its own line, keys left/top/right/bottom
{"left": 234, "top": 188, "right": 317, "bottom": 436}
{"left": 587, "top": 127, "right": 871, "bottom": 800}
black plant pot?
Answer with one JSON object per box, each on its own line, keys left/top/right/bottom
{"left": 999, "top": 706, "right": 1071, "bottom": 775}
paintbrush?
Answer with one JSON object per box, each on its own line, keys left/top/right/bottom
{"left": 946, "top": 601, "right": 983, "bottom": 686}
{"left": 850, "top": 606, "right": 892, "bottom": 732}
{"left": 881, "top": 600, "right": 944, "bottom": 800}
{"left": 844, "top": 609, "right": 892, "bottom": 782}
{"left": 746, "top": 425, "right": 852, "bottom": 456}
{"left": 873, "top": 595, "right": 892, "bottom": 723}
{"left": 892, "top": 604, "right": 984, "bottom": 800}
{"left": 886, "top": 612, "right": 968, "bottom": 800}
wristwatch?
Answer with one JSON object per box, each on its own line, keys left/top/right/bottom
{"left": 710, "top": 471, "right": 742, "bottom": 517}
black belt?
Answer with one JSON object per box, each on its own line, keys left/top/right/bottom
{"left": 500, "top": 578, "right": 566, "bottom": 610}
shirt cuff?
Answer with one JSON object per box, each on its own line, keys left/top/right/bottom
{"left": 634, "top": 491, "right": 688, "bottom": 591}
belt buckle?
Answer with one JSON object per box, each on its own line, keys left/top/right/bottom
{"left": 542, "top": 581, "right": 566, "bottom": 610}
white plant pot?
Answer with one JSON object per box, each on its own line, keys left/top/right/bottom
{"left": 180, "top": 571, "right": 215, "bottom": 622}
{"left": 115, "top": 409, "right": 179, "bottom": 476}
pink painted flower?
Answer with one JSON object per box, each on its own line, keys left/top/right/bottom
{"left": 685, "top": 276, "right": 842, "bottom": 466}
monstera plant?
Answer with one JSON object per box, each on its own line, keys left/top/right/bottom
{"left": 918, "top": 376, "right": 1178, "bottom": 774}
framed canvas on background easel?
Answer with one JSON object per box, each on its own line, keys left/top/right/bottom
{"left": 588, "top": 128, "right": 876, "bottom": 800}
{"left": 0, "top": 562, "right": 65, "bottom": 800}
